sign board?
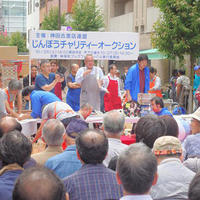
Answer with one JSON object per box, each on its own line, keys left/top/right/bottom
{"left": 29, "top": 30, "right": 139, "bottom": 60}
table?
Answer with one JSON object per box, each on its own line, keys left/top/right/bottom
{"left": 20, "top": 118, "right": 42, "bottom": 137}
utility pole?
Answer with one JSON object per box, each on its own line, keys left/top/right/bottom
{"left": 58, "top": 0, "right": 61, "bottom": 30}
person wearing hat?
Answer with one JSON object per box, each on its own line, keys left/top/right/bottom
{"left": 182, "top": 107, "right": 200, "bottom": 161}
{"left": 150, "top": 136, "right": 195, "bottom": 200}
{"left": 45, "top": 118, "right": 88, "bottom": 179}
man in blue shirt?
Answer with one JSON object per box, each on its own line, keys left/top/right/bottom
{"left": 35, "top": 60, "right": 62, "bottom": 93}
{"left": 18, "top": 86, "right": 61, "bottom": 120}
{"left": 150, "top": 96, "right": 173, "bottom": 117}
{"left": 45, "top": 118, "right": 88, "bottom": 178}
{"left": 124, "top": 54, "right": 150, "bottom": 102}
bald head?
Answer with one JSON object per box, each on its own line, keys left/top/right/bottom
{"left": 13, "top": 167, "right": 66, "bottom": 200}
{"left": 0, "top": 116, "right": 22, "bottom": 138}
{"left": 76, "top": 130, "right": 108, "bottom": 164}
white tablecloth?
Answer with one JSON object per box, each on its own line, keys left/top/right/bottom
{"left": 20, "top": 119, "right": 42, "bottom": 137}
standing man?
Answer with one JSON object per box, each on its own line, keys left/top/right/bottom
{"left": 75, "top": 54, "right": 104, "bottom": 111}
{"left": 35, "top": 60, "right": 62, "bottom": 93}
{"left": 66, "top": 64, "right": 81, "bottom": 111}
{"left": 50, "top": 60, "right": 66, "bottom": 100}
{"left": 124, "top": 54, "right": 150, "bottom": 102}
{"left": 103, "top": 64, "right": 122, "bottom": 112}
{"left": 176, "top": 69, "right": 190, "bottom": 110}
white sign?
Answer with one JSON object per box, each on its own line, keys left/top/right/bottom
{"left": 29, "top": 30, "right": 139, "bottom": 60}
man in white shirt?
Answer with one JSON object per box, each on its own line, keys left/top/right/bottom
{"left": 75, "top": 54, "right": 104, "bottom": 111}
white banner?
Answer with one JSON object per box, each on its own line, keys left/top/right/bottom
{"left": 29, "top": 30, "right": 139, "bottom": 60}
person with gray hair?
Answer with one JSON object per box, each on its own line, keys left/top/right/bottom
{"left": 103, "top": 110, "right": 128, "bottom": 167}
{"left": 116, "top": 143, "right": 158, "bottom": 200}
{"left": 66, "top": 63, "right": 81, "bottom": 111}
{"left": 13, "top": 166, "right": 66, "bottom": 200}
{"left": 4, "top": 79, "right": 22, "bottom": 118}
{"left": 75, "top": 54, "right": 105, "bottom": 111}
{"left": 0, "top": 130, "right": 32, "bottom": 200}
{"left": 32, "top": 119, "right": 65, "bottom": 165}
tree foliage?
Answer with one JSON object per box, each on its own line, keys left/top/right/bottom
{"left": 0, "top": 34, "right": 10, "bottom": 46}
{"left": 152, "top": 0, "right": 200, "bottom": 64}
{"left": 69, "top": 0, "right": 104, "bottom": 31}
{"left": 41, "top": 7, "right": 67, "bottom": 30}
{"left": 9, "top": 32, "right": 28, "bottom": 52}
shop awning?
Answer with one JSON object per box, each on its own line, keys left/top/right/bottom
{"left": 139, "top": 49, "right": 167, "bottom": 60}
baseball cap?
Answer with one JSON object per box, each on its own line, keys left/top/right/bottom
{"left": 190, "top": 107, "right": 200, "bottom": 122}
{"left": 194, "top": 65, "right": 200, "bottom": 71}
{"left": 66, "top": 118, "right": 88, "bottom": 139}
{"left": 153, "top": 136, "right": 182, "bottom": 156}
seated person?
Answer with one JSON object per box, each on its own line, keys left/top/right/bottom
{"left": 183, "top": 107, "right": 200, "bottom": 160}
{"left": 151, "top": 136, "right": 195, "bottom": 200}
{"left": 13, "top": 166, "right": 66, "bottom": 200}
{"left": 32, "top": 119, "right": 64, "bottom": 165}
{"left": 0, "top": 130, "right": 32, "bottom": 200}
{"left": 45, "top": 118, "right": 88, "bottom": 178}
{"left": 150, "top": 96, "right": 173, "bottom": 117}
{"left": 4, "top": 79, "right": 22, "bottom": 118}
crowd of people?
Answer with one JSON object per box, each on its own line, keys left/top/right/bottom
{"left": 0, "top": 53, "right": 199, "bottom": 200}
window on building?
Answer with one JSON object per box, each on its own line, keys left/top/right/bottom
{"left": 112, "top": 0, "right": 133, "bottom": 17}
{"left": 140, "top": 25, "right": 144, "bottom": 33}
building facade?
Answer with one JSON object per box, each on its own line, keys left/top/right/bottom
{"left": 97, "top": 0, "right": 170, "bottom": 84}
{"left": 1, "top": 0, "right": 27, "bottom": 34}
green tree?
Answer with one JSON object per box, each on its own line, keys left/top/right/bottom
{"left": 69, "top": 0, "right": 104, "bottom": 31}
{"left": 152, "top": 0, "right": 200, "bottom": 71}
{"left": 0, "top": 34, "right": 10, "bottom": 46}
{"left": 41, "top": 7, "right": 67, "bottom": 30}
{"left": 9, "top": 32, "right": 28, "bottom": 52}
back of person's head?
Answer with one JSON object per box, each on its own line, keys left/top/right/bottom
{"left": 178, "top": 69, "right": 185, "bottom": 75}
{"left": 151, "top": 96, "right": 164, "bottom": 108}
{"left": 0, "top": 116, "right": 22, "bottom": 138}
{"left": 22, "top": 86, "right": 35, "bottom": 97}
{"left": 76, "top": 129, "right": 108, "bottom": 164}
{"left": 188, "top": 172, "right": 200, "bottom": 200}
{"left": 103, "top": 110, "right": 125, "bottom": 135}
{"left": 117, "top": 143, "right": 157, "bottom": 195}
{"left": 42, "top": 119, "right": 65, "bottom": 146}
{"left": 8, "top": 79, "right": 22, "bottom": 91}
{"left": 153, "top": 136, "right": 182, "bottom": 160}
{"left": 160, "top": 115, "right": 179, "bottom": 137}
{"left": 135, "top": 115, "right": 167, "bottom": 148}
{"left": 138, "top": 54, "right": 148, "bottom": 62}
{"left": 0, "top": 130, "right": 32, "bottom": 167}
{"left": 13, "top": 166, "right": 66, "bottom": 200}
